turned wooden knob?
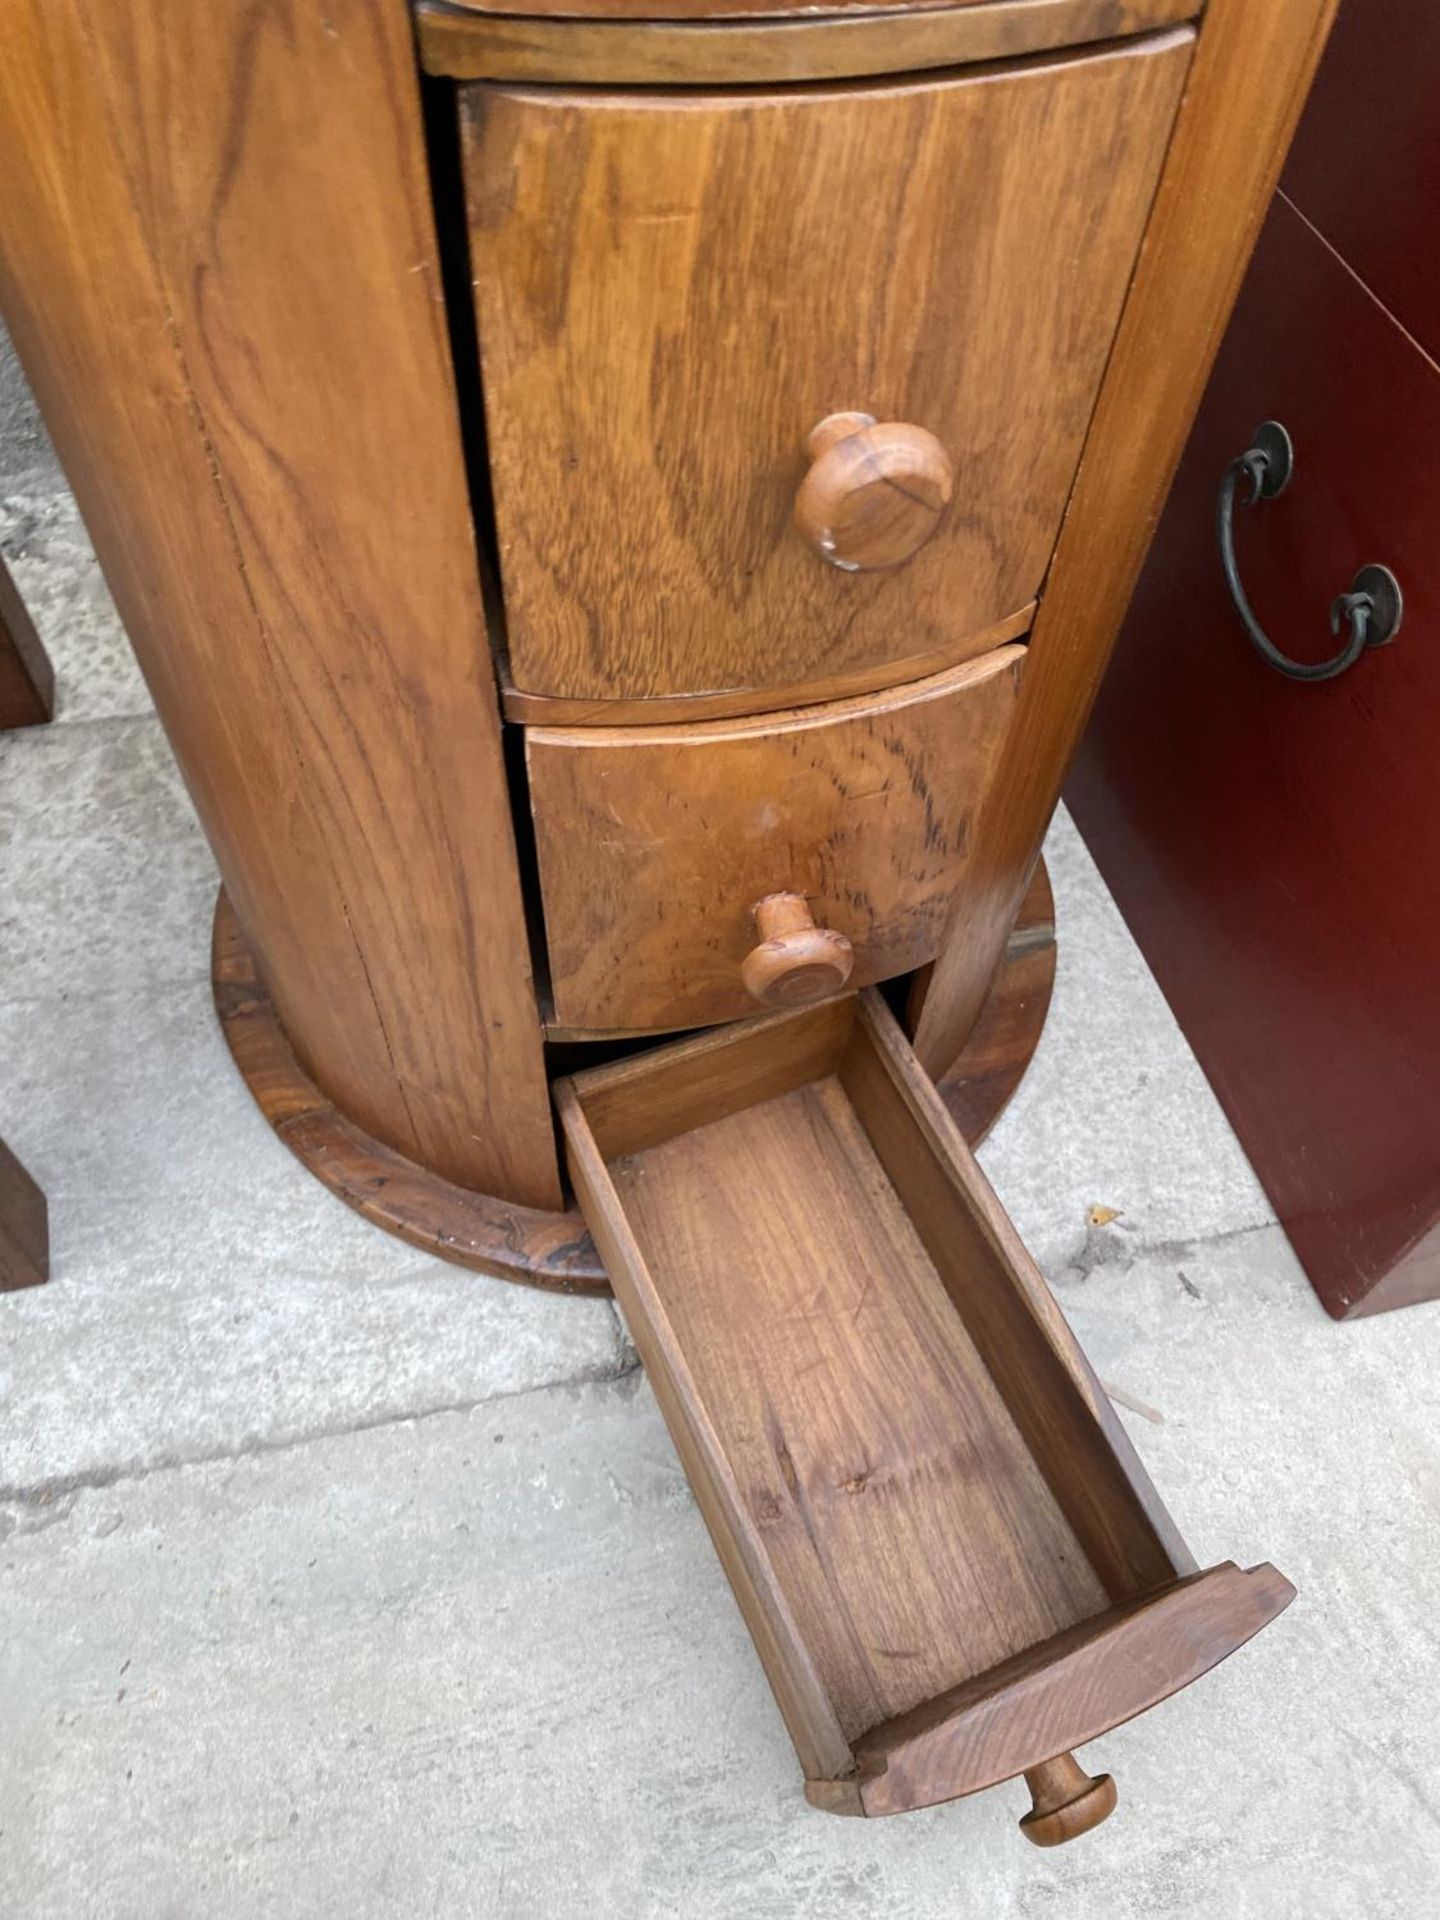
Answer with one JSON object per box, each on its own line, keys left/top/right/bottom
{"left": 740, "top": 893, "right": 854, "bottom": 1010}
{"left": 1019, "top": 1754, "right": 1118, "bottom": 1848}
{"left": 794, "top": 411, "right": 955, "bottom": 571}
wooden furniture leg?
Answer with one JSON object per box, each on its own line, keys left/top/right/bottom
{"left": 0, "top": 1137, "right": 48, "bottom": 1292}
{"left": 1, "top": 556, "right": 53, "bottom": 1290}
{"left": 0, "top": 555, "right": 54, "bottom": 729}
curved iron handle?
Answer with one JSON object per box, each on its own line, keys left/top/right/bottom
{"left": 1217, "top": 420, "right": 1402, "bottom": 682}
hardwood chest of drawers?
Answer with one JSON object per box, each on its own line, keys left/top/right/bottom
{"left": 1, "top": 0, "right": 1338, "bottom": 1846}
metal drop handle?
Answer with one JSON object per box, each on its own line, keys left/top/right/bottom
{"left": 1217, "top": 419, "right": 1403, "bottom": 682}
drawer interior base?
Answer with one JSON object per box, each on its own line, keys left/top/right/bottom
{"left": 612, "top": 1077, "right": 1109, "bottom": 1733}
{"left": 558, "top": 993, "right": 1293, "bottom": 1830}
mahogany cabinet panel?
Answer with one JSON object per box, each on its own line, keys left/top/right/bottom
{"left": 529, "top": 647, "right": 1024, "bottom": 1032}
{"left": 1281, "top": 0, "right": 1440, "bottom": 364}
{"left": 462, "top": 33, "right": 1192, "bottom": 706}
{"left": 1066, "top": 196, "right": 1440, "bottom": 1317}
{"left": 0, "top": 1135, "right": 48, "bottom": 1293}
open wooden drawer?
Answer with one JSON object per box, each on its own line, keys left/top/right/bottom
{"left": 557, "top": 993, "right": 1293, "bottom": 1840}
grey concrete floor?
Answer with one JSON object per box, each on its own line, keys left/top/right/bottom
{"left": 3, "top": 456, "right": 1439, "bottom": 1916}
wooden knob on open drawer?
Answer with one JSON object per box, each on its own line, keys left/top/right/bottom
{"left": 1019, "top": 1754, "right": 1117, "bottom": 1847}
{"left": 741, "top": 893, "right": 854, "bottom": 1010}
{"left": 794, "top": 412, "right": 955, "bottom": 571}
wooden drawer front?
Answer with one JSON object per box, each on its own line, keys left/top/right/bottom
{"left": 529, "top": 646, "right": 1023, "bottom": 1031}
{"left": 463, "top": 33, "right": 1192, "bottom": 708}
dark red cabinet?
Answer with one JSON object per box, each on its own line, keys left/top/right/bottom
{"left": 1067, "top": 0, "right": 1440, "bottom": 1318}
{"left": 1281, "top": 0, "right": 1440, "bottom": 365}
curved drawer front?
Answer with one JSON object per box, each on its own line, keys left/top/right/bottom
{"left": 528, "top": 645, "right": 1024, "bottom": 1032}
{"left": 463, "top": 32, "right": 1192, "bottom": 708}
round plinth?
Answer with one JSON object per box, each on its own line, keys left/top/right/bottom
{"left": 213, "top": 864, "right": 1056, "bottom": 1291}
{"left": 212, "top": 892, "right": 607, "bottom": 1294}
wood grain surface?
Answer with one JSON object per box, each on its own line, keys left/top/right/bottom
{"left": 0, "top": 0, "right": 560, "bottom": 1207}
{"left": 540, "top": 849, "right": 1055, "bottom": 1073}
{"left": 463, "top": 34, "right": 1192, "bottom": 703}
{"left": 840, "top": 997, "right": 1192, "bottom": 1596}
{"left": 1282, "top": 0, "right": 1440, "bottom": 365}
{"left": 420, "top": 0, "right": 1199, "bottom": 85}
{"left": 559, "top": 992, "right": 1283, "bottom": 1812}
{"left": 500, "top": 604, "right": 1033, "bottom": 729}
{"left": 0, "top": 558, "right": 55, "bottom": 730}
{"left": 556, "top": 993, "right": 1101, "bottom": 1775}
{"left": 218, "top": 878, "right": 1054, "bottom": 1282}
{"left": 913, "top": 0, "right": 1345, "bottom": 1073}
{"left": 559, "top": 1019, "right": 861, "bottom": 1780}
{"left": 833, "top": 1561, "right": 1295, "bottom": 1814}
{"left": 614, "top": 1077, "right": 1110, "bottom": 1733}
{"left": 528, "top": 647, "right": 1024, "bottom": 1032}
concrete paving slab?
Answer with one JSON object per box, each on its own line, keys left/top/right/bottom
{"left": 0, "top": 980, "right": 625, "bottom": 1495}
{"left": 980, "top": 807, "right": 1275, "bottom": 1276}
{"left": 0, "top": 715, "right": 214, "bottom": 1004}
{"left": 0, "top": 521, "right": 624, "bottom": 1496}
{"left": 5, "top": 1237, "right": 1438, "bottom": 1920}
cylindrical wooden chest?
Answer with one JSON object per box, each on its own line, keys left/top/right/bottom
{"left": 0, "top": 0, "right": 1351, "bottom": 1290}
{"left": 0, "top": 0, "right": 1335, "bottom": 1287}
{"left": 1, "top": 0, "right": 1335, "bottom": 1847}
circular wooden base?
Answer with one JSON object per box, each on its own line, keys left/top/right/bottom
{"left": 212, "top": 893, "right": 608, "bottom": 1294}
{"left": 212, "top": 865, "right": 1055, "bottom": 1293}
